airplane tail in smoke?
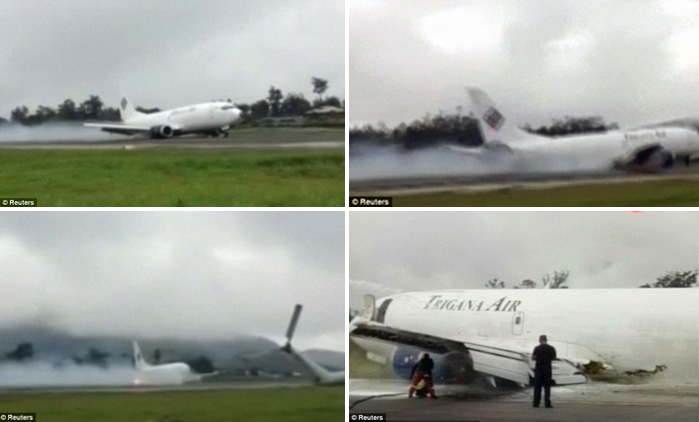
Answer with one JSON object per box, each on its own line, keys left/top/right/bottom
{"left": 118, "top": 95, "right": 144, "bottom": 121}
{"left": 132, "top": 340, "right": 150, "bottom": 371}
{"left": 466, "top": 87, "right": 539, "bottom": 144}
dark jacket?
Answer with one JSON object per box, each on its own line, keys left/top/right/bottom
{"left": 532, "top": 343, "right": 557, "bottom": 372}
{"left": 410, "top": 355, "right": 435, "bottom": 378}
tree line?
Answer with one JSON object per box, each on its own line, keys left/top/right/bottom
{"left": 1, "top": 77, "right": 342, "bottom": 126}
{"left": 349, "top": 110, "right": 618, "bottom": 151}
{"left": 483, "top": 269, "right": 698, "bottom": 289}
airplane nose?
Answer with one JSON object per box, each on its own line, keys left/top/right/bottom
{"left": 231, "top": 108, "right": 242, "bottom": 123}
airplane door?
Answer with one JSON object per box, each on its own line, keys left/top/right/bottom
{"left": 512, "top": 311, "right": 524, "bottom": 335}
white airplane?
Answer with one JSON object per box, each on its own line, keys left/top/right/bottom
{"left": 452, "top": 88, "right": 699, "bottom": 172}
{"left": 281, "top": 304, "right": 345, "bottom": 386}
{"left": 349, "top": 288, "right": 698, "bottom": 389}
{"left": 131, "top": 340, "right": 217, "bottom": 385}
{"left": 84, "top": 96, "right": 242, "bottom": 138}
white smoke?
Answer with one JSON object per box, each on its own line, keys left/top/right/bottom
{"left": 0, "top": 361, "right": 138, "bottom": 388}
{"left": 349, "top": 144, "right": 612, "bottom": 181}
{"left": 0, "top": 123, "right": 119, "bottom": 142}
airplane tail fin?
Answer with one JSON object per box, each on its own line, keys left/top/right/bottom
{"left": 282, "top": 304, "right": 338, "bottom": 384}
{"left": 132, "top": 340, "right": 149, "bottom": 370}
{"left": 119, "top": 95, "right": 144, "bottom": 121}
{"left": 466, "top": 87, "right": 536, "bottom": 144}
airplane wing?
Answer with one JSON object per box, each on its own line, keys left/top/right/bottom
{"left": 443, "top": 144, "right": 485, "bottom": 156}
{"left": 350, "top": 321, "right": 587, "bottom": 386}
{"left": 83, "top": 122, "right": 152, "bottom": 135}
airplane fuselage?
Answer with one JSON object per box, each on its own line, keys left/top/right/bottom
{"left": 515, "top": 127, "right": 699, "bottom": 166}
{"left": 351, "top": 288, "right": 698, "bottom": 381}
{"left": 125, "top": 102, "right": 239, "bottom": 135}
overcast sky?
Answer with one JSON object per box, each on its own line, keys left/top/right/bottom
{"left": 0, "top": 212, "right": 345, "bottom": 352}
{"left": 0, "top": 0, "right": 344, "bottom": 119}
{"left": 350, "top": 0, "right": 699, "bottom": 128}
{"left": 350, "top": 211, "right": 698, "bottom": 309}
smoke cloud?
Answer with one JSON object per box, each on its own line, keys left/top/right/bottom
{"left": 0, "top": 123, "right": 117, "bottom": 142}
{"left": 349, "top": 144, "right": 611, "bottom": 181}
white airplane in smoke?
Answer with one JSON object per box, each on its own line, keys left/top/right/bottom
{"left": 452, "top": 88, "right": 699, "bottom": 172}
{"left": 350, "top": 288, "right": 698, "bottom": 389}
{"left": 281, "top": 304, "right": 345, "bottom": 386}
{"left": 132, "top": 340, "right": 217, "bottom": 385}
{"left": 84, "top": 96, "right": 242, "bottom": 139}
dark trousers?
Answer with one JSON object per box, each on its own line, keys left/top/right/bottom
{"left": 533, "top": 369, "right": 552, "bottom": 406}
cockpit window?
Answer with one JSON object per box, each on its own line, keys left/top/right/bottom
{"left": 221, "top": 105, "right": 237, "bottom": 111}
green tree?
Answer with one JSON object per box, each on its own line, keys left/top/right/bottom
{"left": 35, "top": 105, "right": 57, "bottom": 122}
{"left": 267, "top": 86, "right": 283, "bottom": 117}
{"left": 10, "top": 106, "right": 29, "bottom": 124}
{"left": 313, "top": 95, "right": 342, "bottom": 108}
{"left": 311, "top": 77, "right": 328, "bottom": 102}
{"left": 513, "top": 279, "right": 537, "bottom": 289}
{"left": 542, "top": 270, "right": 570, "bottom": 289}
{"left": 79, "top": 95, "right": 104, "bottom": 119}
{"left": 57, "top": 99, "right": 78, "bottom": 120}
{"left": 485, "top": 278, "right": 505, "bottom": 289}
{"left": 640, "top": 269, "right": 698, "bottom": 288}
{"left": 6, "top": 342, "right": 34, "bottom": 361}
{"left": 281, "top": 93, "right": 311, "bottom": 116}
{"left": 250, "top": 100, "right": 270, "bottom": 120}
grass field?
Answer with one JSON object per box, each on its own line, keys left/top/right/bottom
{"left": 391, "top": 179, "right": 699, "bottom": 206}
{"left": 0, "top": 386, "right": 344, "bottom": 422}
{"left": 0, "top": 149, "right": 344, "bottom": 207}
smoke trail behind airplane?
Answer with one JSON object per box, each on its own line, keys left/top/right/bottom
{"left": 0, "top": 123, "right": 116, "bottom": 142}
{"left": 349, "top": 144, "right": 611, "bottom": 181}
{"left": 0, "top": 361, "right": 138, "bottom": 388}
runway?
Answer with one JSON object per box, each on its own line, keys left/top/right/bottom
{"left": 0, "top": 380, "right": 310, "bottom": 395}
{"left": 349, "top": 167, "right": 699, "bottom": 196}
{"left": 350, "top": 382, "right": 699, "bottom": 422}
{"left": 0, "top": 137, "right": 343, "bottom": 151}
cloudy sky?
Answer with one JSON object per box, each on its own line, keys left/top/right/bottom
{"left": 0, "top": 212, "right": 345, "bottom": 352}
{"left": 0, "top": 0, "right": 344, "bottom": 119}
{"left": 350, "top": 211, "right": 698, "bottom": 308}
{"left": 350, "top": 0, "right": 699, "bottom": 128}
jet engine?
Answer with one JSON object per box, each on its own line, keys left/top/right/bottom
{"left": 150, "top": 125, "right": 174, "bottom": 139}
{"left": 391, "top": 346, "right": 475, "bottom": 384}
{"left": 620, "top": 144, "right": 675, "bottom": 172}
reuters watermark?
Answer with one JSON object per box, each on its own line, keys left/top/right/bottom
{"left": 0, "top": 414, "right": 37, "bottom": 421}
{"left": 349, "top": 196, "right": 392, "bottom": 207}
{"left": 0, "top": 198, "right": 37, "bottom": 207}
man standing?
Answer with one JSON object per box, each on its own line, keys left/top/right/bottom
{"left": 532, "top": 334, "right": 556, "bottom": 408}
{"left": 409, "top": 353, "right": 437, "bottom": 399}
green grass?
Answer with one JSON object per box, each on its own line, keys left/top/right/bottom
{"left": 0, "top": 387, "right": 344, "bottom": 422}
{"left": 0, "top": 149, "right": 344, "bottom": 206}
{"left": 392, "top": 179, "right": 699, "bottom": 206}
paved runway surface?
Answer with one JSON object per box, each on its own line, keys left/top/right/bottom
{"left": 0, "top": 136, "right": 343, "bottom": 151}
{"left": 350, "top": 397, "right": 699, "bottom": 422}
{"left": 350, "top": 381, "right": 699, "bottom": 422}
{"left": 350, "top": 167, "right": 699, "bottom": 196}
{"left": 0, "top": 380, "right": 310, "bottom": 395}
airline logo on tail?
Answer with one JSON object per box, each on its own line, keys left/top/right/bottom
{"left": 121, "top": 97, "right": 128, "bottom": 110}
{"left": 484, "top": 107, "right": 505, "bottom": 131}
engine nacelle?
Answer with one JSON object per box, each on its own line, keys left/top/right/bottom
{"left": 391, "top": 346, "right": 475, "bottom": 384}
{"left": 620, "top": 144, "right": 675, "bottom": 172}
{"left": 150, "top": 125, "right": 174, "bottom": 139}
